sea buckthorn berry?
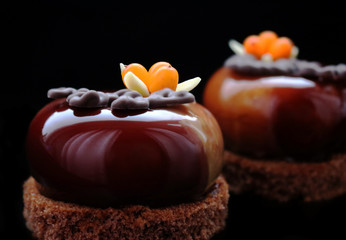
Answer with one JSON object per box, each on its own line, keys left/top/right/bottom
{"left": 149, "top": 62, "right": 171, "bottom": 75}
{"left": 269, "top": 37, "right": 294, "bottom": 60}
{"left": 122, "top": 63, "right": 150, "bottom": 87}
{"left": 149, "top": 65, "right": 179, "bottom": 93}
{"left": 243, "top": 35, "right": 262, "bottom": 59}
{"left": 258, "top": 31, "right": 278, "bottom": 56}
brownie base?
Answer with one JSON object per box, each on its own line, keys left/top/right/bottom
{"left": 223, "top": 150, "right": 346, "bottom": 202}
{"left": 221, "top": 151, "right": 346, "bottom": 239}
{"left": 23, "top": 176, "right": 229, "bottom": 240}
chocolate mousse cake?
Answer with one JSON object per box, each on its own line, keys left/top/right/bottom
{"left": 203, "top": 31, "right": 346, "bottom": 202}
{"left": 23, "top": 62, "right": 229, "bottom": 240}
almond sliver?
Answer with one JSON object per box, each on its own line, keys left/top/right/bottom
{"left": 120, "top": 63, "right": 126, "bottom": 74}
{"left": 123, "top": 72, "right": 150, "bottom": 97}
{"left": 228, "top": 39, "right": 245, "bottom": 55}
{"left": 176, "top": 77, "right": 201, "bottom": 92}
{"left": 290, "top": 46, "right": 299, "bottom": 58}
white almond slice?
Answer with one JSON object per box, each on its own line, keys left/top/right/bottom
{"left": 123, "top": 72, "right": 150, "bottom": 97}
{"left": 228, "top": 39, "right": 245, "bottom": 55}
{"left": 120, "top": 63, "right": 126, "bottom": 74}
{"left": 176, "top": 77, "right": 201, "bottom": 92}
{"left": 290, "top": 46, "right": 299, "bottom": 58}
{"left": 261, "top": 53, "right": 273, "bottom": 62}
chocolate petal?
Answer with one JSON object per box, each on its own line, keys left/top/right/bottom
{"left": 111, "top": 95, "right": 149, "bottom": 110}
{"left": 148, "top": 88, "right": 195, "bottom": 108}
{"left": 337, "top": 64, "right": 346, "bottom": 80}
{"left": 319, "top": 64, "right": 346, "bottom": 81}
{"left": 106, "top": 92, "right": 120, "bottom": 104}
{"left": 296, "top": 60, "right": 321, "bottom": 79}
{"left": 47, "top": 87, "right": 77, "bottom": 99}
{"left": 67, "top": 90, "right": 109, "bottom": 108}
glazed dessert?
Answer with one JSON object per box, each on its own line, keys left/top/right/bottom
{"left": 23, "top": 62, "right": 228, "bottom": 240}
{"left": 203, "top": 31, "right": 346, "bottom": 202}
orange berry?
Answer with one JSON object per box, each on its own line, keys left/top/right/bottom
{"left": 122, "top": 63, "right": 150, "bottom": 87}
{"left": 243, "top": 35, "right": 261, "bottom": 58}
{"left": 149, "top": 61, "right": 171, "bottom": 75}
{"left": 149, "top": 65, "right": 179, "bottom": 93}
{"left": 268, "top": 37, "right": 293, "bottom": 60}
{"left": 258, "top": 30, "right": 278, "bottom": 55}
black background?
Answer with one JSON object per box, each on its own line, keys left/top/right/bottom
{"left": 2, "top": 1, "right": 346, "bottom": 239}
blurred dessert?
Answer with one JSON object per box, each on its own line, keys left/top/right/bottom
{"left": 203, "top": 31, "right": 346, "bottom": 202}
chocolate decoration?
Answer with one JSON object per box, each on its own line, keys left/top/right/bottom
{"left": 225, "top": 54, "right": 346, "bottom": 81}
{"left": 148, "top": 88, "right": 195, "bottom": 108}
{"left": 110, "top": 89, "right": 150, "bottom": 109}
{"left": 26, "top": 99, "right": 224, "bottom": 207}
{"left": 47, "top": 87, "right": 77, "bottom": 99}
{"left": 67, "top": 89, "right": 110, "bottom": 108}
{"left": 48, "top": 87, "right": 195, "bottom": 109}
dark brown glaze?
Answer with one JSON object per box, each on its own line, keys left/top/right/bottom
{"left": 26, "top": 99, "right": 223, "bottom": 207}
{"left": 203, "top": 67, "right": 346, "bottom": 162}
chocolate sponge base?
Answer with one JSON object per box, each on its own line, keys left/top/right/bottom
{"left": 223, "top": 150, "right": 346, "bottom": 202}
{"left": 23, "top": 176, "right": 229, "bottom": 240}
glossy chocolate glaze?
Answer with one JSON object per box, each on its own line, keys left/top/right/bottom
{"left": 204, "top": 67, "right": 346, "bottom": 162}
{"left": 26, "top": 99, "right": 223, "bottom": 207}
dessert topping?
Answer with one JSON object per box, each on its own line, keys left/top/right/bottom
{"left": 229, "top": 30, "right": 298, "bottom": 61}
{"left": 120, "top": 61, "right": 201, "bottom": 96}
{"left": 48, "top": 61, "right": 201, "bottom": 109}
{"left": 225, "top": 31, "right": 346, "bottom": 81}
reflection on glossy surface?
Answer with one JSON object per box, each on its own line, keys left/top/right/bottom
{"left": 26, "top": 99, "right": 223, "bottom": 206}
{"left": 204, "top": 67, "right": 346, "bottom": 161}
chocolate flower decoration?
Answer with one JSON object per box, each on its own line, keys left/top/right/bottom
{"left": 48, "top": 87, "right": 195, "bottom": 110}
{"left": 225, "top": 54, "right": 346, "bottom": 81}
{"left": 224, "top": 54, "right": 302, "bottom": 76}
